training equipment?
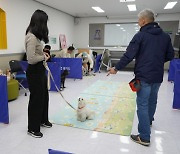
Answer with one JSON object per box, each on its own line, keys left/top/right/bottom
{"left": 129, "top": 79, "right": 141, "bottom": 92}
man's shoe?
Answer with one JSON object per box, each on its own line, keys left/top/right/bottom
{"left": 130, "top": 134, "right": 150, "bottom": 146}
{"left": 150, "top": 118, "right": 154, "bottom": 127}
{"left": 27, "top": 130, "right": 43, "bottom": 138}
{"left": 41, "top": 121, "right": 52, "bottom": 128}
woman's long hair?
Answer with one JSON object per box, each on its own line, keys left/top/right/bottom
{"left": 26, "top": 10, "right": 49, "bottom": 43}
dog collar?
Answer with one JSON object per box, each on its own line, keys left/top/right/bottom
{"left": 78, "top": 106, "right": 84, "bottom": 109}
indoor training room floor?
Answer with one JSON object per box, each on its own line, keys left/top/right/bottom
{"left": 0, "top": 71, "right": 180, "bottom": 154}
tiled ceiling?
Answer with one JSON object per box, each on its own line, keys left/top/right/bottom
{"left": 34, "top": 0, "right": 180, "bottom": 17}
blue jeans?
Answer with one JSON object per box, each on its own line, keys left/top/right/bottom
{"left": 136, "top": 81, "right": 161, "bottom": 141}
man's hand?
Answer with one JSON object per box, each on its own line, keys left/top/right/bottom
{"left": 107, "top": 67, "right": 118, "bottom": 76}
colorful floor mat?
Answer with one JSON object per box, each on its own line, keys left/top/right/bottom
{"left": 81, "top": 80, "right": 135, "bottom": 98}
{"left": 50, "top": 80, "right": 136, "bottom": 136}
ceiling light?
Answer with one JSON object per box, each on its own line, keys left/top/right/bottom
{"left": 127, "top": 5, "right": 136, "bottom": 11}
{"left": 116, "top": 24, "right": 121, "bottom": 26}
{"left": 120, "top": 0, "right": 135, "bottom": 2}
{"left": 164, "top": 1, "right": 177, "bottom": 9}
{"left": 92, "top": 7, "right": 104, "bottom": 13}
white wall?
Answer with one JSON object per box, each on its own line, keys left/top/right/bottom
{"left": 0, "top": 0, "right": 74, "bottom": 54}
{"left": 0, "top": 0, "right": 180, "bottom": 52}
{"left": 74, "top": 13, "right": 180, "bottom": 48}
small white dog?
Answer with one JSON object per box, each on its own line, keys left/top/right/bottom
{"left": 77, "top": 98, "right": 95, "bottom": 122}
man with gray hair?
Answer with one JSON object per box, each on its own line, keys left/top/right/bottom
{"left": 108, "top": 9, "right": 174, "bottom": 146}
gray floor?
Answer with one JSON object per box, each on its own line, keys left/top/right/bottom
{"left": 0, "top": 71, "right": 180, "bottom": 154}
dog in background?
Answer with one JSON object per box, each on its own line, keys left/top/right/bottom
{"left": 61, "top": 69, "right": 69, "bottom": 91}
{"left": 77, "top": 97, "right": 95, "bottom": 122}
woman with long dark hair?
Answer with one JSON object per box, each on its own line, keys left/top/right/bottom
{"left": 25, "top": 10, "right": 52, "bottom": 138}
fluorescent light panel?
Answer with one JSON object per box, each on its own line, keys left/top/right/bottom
{"left": 92, "top": 7, "right": 104, "bottom": 13}
{"left": 164, "top": 1, "right": 177, "bottom": 9}
{"left": 127, "top": 4, "right": 136, "bottom": 11}
{"left": 120, "top": 0, "right": 135, "bottom": 2}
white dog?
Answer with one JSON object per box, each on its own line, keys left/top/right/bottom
{"left": 77, "top": 98, "right": 95, "bottom": 122}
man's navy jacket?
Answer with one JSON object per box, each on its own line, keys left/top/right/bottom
{"left": 115, "top": 22, "right": 174, "bottom": 83}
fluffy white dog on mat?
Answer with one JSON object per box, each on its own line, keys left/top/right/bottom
{"left": 77, "top": 98, "right": 95, "bottom": 122}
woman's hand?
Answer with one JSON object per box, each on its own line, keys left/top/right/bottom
{"left": 44, "top": 52, "right": 50, "bottom": 61}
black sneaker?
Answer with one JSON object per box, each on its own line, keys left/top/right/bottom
{"left": 130, "top": 134, "right": 150, "bottom": 146}
{"left": 150, "top": 121, "right": 152, "bottom": 127}
{"left": 27, "top": 130, "right": 43, "bottom": 138}
{"left": 41, "top": 121, "right": 52, "bottom": 128}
